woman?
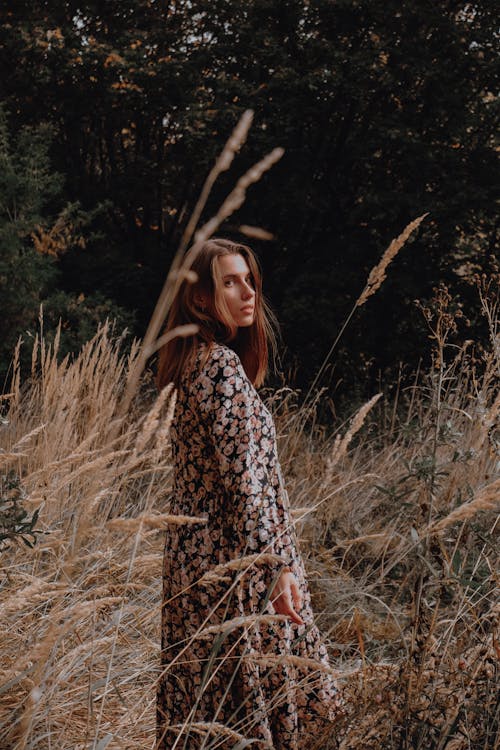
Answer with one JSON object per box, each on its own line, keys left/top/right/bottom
{"left": 156, "top": 238, "right": 343, "bottom": 750}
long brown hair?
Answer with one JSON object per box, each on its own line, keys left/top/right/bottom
{"left": 156, "top": 238, "right": 279, "bottom": 389}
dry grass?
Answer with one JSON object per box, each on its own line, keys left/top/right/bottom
{"left": 2, "top": 119, "right": 500, "bottom": 745}
{"left": 0, "top": 275, "right": 498, "bottom": 750}
{"left": 3, "top": 106, "right": 496, "bottom": 748}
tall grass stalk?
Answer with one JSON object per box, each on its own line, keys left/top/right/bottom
{"left": 302, "top": 213, "right": 428, "bottom": 415}
{"left": 119, "top": 109, "right": 283, "bottom": 421}
{"left": 1, "top": 271, "right": 498, "bottom": 749}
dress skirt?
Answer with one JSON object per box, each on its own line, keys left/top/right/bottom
{"left": 156, "top": 342, "right": 344, "bottom": 749}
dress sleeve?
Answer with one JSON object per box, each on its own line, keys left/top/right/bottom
{"left": 195, "top": 346, "right": 296, "bottom": 577}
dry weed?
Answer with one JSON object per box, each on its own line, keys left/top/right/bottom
{"left": 1, "top": 314, "right": 497, "bottom": 748}
{"left": 1, "top": 257, "right": 498, "bottom": 750}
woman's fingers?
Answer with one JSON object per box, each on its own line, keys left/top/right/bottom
{"left": 277, "top": 597, "right": 305, "bottom": 625}
{"left": 288, "top": 606, "right": 305, "bottom": 626}
{"left": 290, "top": 578, "right": 303, "bottom": 611}
{"left": 272, "top": 577, "right": 305, "bottom": 625}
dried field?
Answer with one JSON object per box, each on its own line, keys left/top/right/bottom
{"left": 0, "top": 287, "right": 498, "bottom": 749}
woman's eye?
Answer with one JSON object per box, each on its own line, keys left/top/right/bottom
{"left": 223, "top": 277, "right": 253, "bottom": 287}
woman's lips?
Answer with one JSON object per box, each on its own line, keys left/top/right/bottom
{"left": 240, "top": 306, "right": 254, "bottom": 313}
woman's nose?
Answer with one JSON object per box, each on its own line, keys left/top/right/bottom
{"left": 242, "top": 282, "right": 255, "bottom": 299}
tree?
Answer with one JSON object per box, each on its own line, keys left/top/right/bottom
{"left": 0, "top": 1, "right": 497, "bottom": 397}
{"left": 0, "top": 106, "right": 133, "bottom": 382}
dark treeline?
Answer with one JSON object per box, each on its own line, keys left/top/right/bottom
{"left": 0, "top": 1, "right": 497, "bottom": 407}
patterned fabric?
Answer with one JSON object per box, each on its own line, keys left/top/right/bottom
{"left": 157, "top": 342, "right": 343, "bottom": 750}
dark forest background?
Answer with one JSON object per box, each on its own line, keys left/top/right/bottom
{"left": 0, "top": 1, "right": 497, "bottom": 408}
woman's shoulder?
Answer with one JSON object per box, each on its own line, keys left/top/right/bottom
{"left": 198, "top": 341, "right": 242, "bottom": 377}
{"left": 179, "top": 340, "right": 241, "bottom": 383}
{"left": 187, "top": 342, "right": 249, "bottom": 409}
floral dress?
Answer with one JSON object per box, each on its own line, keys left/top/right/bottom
{"left": 157, "top": 341, "right": 343, "bottom": 750}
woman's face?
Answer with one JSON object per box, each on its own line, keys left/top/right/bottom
{"left": 214, "top": 253, "right": 256, "bottom": 328}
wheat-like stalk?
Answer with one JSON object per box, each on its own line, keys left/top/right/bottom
{"left": 243, "top": 652, "right": 344, "bottom": 678}
{"left": 177, "top": 110, "right": 255, "bottom": 256}
{"left": 163, "top": 720, "right": 267, "bottom": 747}
{"left": 322, "top": 393, "right": 382, "bottom": 487}
{"left": 11, "top": 425, "right": 47, "bottom": 452}
{"left": 237, "top": 224, "right": 275, "bottom": 241}
{"left": 0, "top": 579, "right": 67, "bottom": 618}
{"left": 196, "top": 552, "right": 291, "bottom": 586}
{"left": 301, "top": 214, "right": 428, "bottom": 416}
{"left": 133, "top": 382, "right": 174, "bottom": 455}
{"left": 194, "top": 147, "right": 285, "bottom": 244}
{"left": 196, "top": 613, "right": 288, "bottom": 639}
{"left": 118, "top": 109, "right": 283, "bottom": 419}
{"left": 357, "top": 214, "right": 429, "bottom": 307}
{"left": 152, "top": 387, "right": 177, "bottom": 464}
{"left": 0, "top": 451, "right": 28, "bottom": 465}
{"left": 429, "top": 477, "right": 500, "bottom": 532}
{"left": 106, "top": 512, "right": 210, "bottom": 531}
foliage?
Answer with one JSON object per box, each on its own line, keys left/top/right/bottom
{"left": 0, "top": 105, "right": 134, "bottom": 381}
{"left": 0, "top": 106, "right": 61, "bottom": 374}
{"left": 0, "top": 471, "right": 40, "bottom": 550}
{"left": 0, "top": 1, "right": 498, "bottom": 396}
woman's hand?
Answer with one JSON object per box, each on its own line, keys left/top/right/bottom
{"left": 271, "top": 570, "right": 305, "bottom": 625}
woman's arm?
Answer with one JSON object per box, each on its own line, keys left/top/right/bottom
{"left": 195, "top": 345, "right": 303, "bottom": 620}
